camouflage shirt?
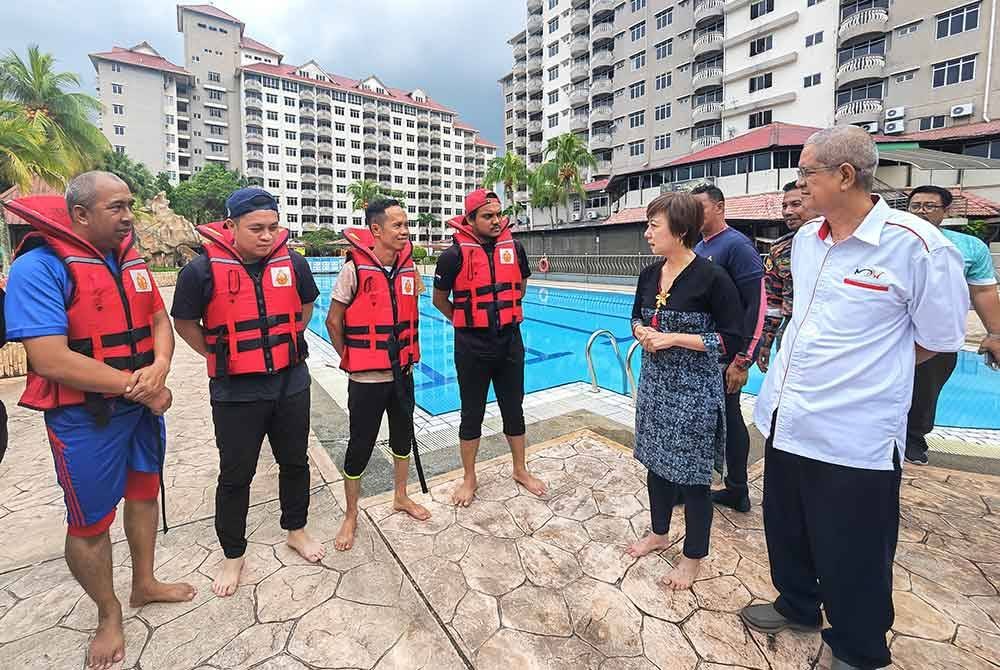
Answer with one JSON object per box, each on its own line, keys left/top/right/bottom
{"left": 762, "top": 230, "right": 795, "bottom": 349}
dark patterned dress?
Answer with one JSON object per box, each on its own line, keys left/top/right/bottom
{"left": 631, "top": 256, "right": 744, "bottom": 486}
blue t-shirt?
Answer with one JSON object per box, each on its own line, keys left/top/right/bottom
{"left": 941, "top": 228, "right": 998, "bottom": 286}
{"left": 694, "top": 226, "right": 764, "bottom": 286}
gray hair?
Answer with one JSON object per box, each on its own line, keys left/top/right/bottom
{"left": 803, "top": 126, "right": 879, "bottom": 192}
{"left": 65, "top": 171, "right": 125, "bottom": 218}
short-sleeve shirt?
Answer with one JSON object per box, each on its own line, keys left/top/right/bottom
{"left": 753, "top": 197, "right": 969, "bottom": 471}
{"left": 5, "top": 246, "right": 165, "bottom": 342}
{"left": 171, "top": 251, "right": 319, "bottom": 403}
{"left": 941, "top": 228, "right": 998, "bottom": 286}
{"left": 433, "top": 238, "right": 531, "bottom": 359}
{"left": 331, "top": 259, "right": 425, "bottom": 383}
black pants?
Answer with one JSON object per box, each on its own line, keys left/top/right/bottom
{"left": 455, "top": 340, "right": 526, "bottom": 441}
{"left": 722, "top": 389, "right": 750, "bottom": 491}
{"left": 647, "top": 470, "right": 713, "bottom": 559}
{"left": 345, "top": 376, "right": 413, "bottom": 479}
{"left": 212, "top": 389, "right": 311, "bottom": 559}
{"left": 0, "top": 400, "right": 7, "bottom": 465}
{"left": 763, "top": 421, "right": 901, "bottom": 669}
{"left": 905, "top": 352, "right": 958, "bottom": 459}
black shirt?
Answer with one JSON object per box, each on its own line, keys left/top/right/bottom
{"left": 171, "top": 251, "right": 320, "bottom": 403}
{"left": 433, "top": 239, "right": 531, "bottom": 359}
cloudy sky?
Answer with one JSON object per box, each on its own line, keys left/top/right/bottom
{"left": 1, "top": 0, "right": 524, "bottom": 147}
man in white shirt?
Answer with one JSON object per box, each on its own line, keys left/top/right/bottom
{"left": 741, "top": 126, "right": 968, "bottom": 670}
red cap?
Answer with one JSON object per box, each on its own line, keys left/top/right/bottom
{"left": 464, "top": 188, "right": 501, "bottom": 217}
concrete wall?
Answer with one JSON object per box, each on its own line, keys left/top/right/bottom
{"left": 97, "top": 61, "right": 174, "bottom": 176}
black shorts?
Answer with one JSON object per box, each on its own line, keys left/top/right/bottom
{"left": 344, "top": 376, "right": 413, "bottom": 479}
{"left": 455, "top": 332, "right": 526, "bottom": 441}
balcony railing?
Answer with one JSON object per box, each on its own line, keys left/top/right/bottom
{"left": 571, "top": 9, "right": 589, "bottom": 31}
{"left": 693, "top": 31, "right": 724, "bottom": 55}
{"left": 693, "top": 0, "right": 725, "bottom": 22}
{"left": 836, "top": 54, "right": 886, "bottom": 79}
{"left": 692, "top": 135, "right": 723, "bottom": 150}
{"left": 591, "top": 50, "right": 614, "bottom": 69}
{"left": 839, "top": 8, "right": 889, "bottom": 36}
{"left": 692, "top": 67, "right": 724, "bottom": 87}
{"left": 835, "top": 98, "right": 884, "bottom": 119}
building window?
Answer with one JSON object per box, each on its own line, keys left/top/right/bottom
{"left": 655, "top": 8, "right": 673, "bottom": 29}
{"left": 749, "top": 73, "right": 773, "bottom": 93}
{"left": 654, "top": 73, "right": 670, "bottom": 90}
{"left": 208, "top": 89, "right": 223, "bottom": 101}
{"left": 919, "top": 115, "right": 946, "bottom": 130}
{"left": 805, "top": 31, "right": 824, "bottom": 47}
{"left": 110, "top": 63, "right": 121, "bottom": 72}
{"left": 807, "top": 0, "right": 825, "bottom": 5}
{"left": 750, "top": 36, "right": 773, "bottom": 57}
{"left": 654, "top": 134, "right": 671, "bottom": 151}
{"left": 113, "top": 125, "right": 124, "bottom": 135}
{"left": 548, "top": 42, "right": 559, "bottom": 57}
{"left": 629, "top": 140, "right": 645, "bottom": 157}
{"left": 548, "top": 90, "right": 559, "bottom": 104}
{"left": 268, "top": 145, "right": 280, "bottom": 155}
{"left": 111, "top": 83, "right": 123, "bottom": 94}
{"left": 548, "top": 66, "right": 559, "bottom": 81}
{"left": 548, "top": 114, "right": 559, "bottom": 128}
{"left": 285, "top": 114, "right": 296, "bottom": 123}
{"left": 208, "top": 71, "right": 221, "bottom": 83}
{"left": 628, "top": 110, "right": 645, "bottom": 128}
{"left": 629, "top": 81, "right": 645, "bottom": 99}
{"left": 630, "top": 22, "right": 646, "bottom": 42}
{"left": 269, "top": 162, "right": 280, "bottom": 171}
{"left": 286, "top": 181, "right": 298, "bottom": 189}
{"left": 630, "top": 52, "right": 646, "bottom": 70}
{"left": 269, "top": 179, "right": 281, "bottom": 189}
{"left": 654, "top": 103, "right": 671, "bottom": 121}
{"left": 266, "top": 94, "right": 278, "bottom": 103}
{"left": 654, "top": 40, "right": 672, "bottom": 60}
{"left": 209, "top": 108, "right": 223, "bottom": 118}
{"left": 549, "top": 0, "right": 558, "bottom": 8}
{"left": 112, "top": 104, "right": 124, "bottom": 114}
{"left": 548, "top": 17, "right": 559, "bottom": 33}
{"left": 749, "top": 110, "right": 772, "bottom": 128}
{"left": 895, "top": 71, "right": 915, "bottom": 83}
{"left": 286, "top": 147, "right": 298, "bottom": 156}
{"left": 114, "top": 145, "right": 125, "bottom": 154}
{"left": 750, "top": 0, "right": 774, "bottom": 20}
{"left": 804, "top": 73, "right": 821, "bottom": 87}
{"left": 267, "top": 128, "right": 279, "bottom": 138}
{"left": 896, "top": 23, "right": 918, "bottom": 37}
{"left": 631, "top": 0, "right": 645, "bottom": 11}
{"left": 932, "top": 54, "right": 976, "bottom": 87}
{"left": 937, "top": 3, "right": 980, "bottom": 39}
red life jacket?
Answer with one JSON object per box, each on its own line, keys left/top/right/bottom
{"left": 2, "top": 195, "right": 158, "bottom": 412}
{"left": 447, "top": 217, "right": 524, "bottom": 329}
{"left": 198, "top": 221, "right": 306, "bottom": 377}
{"left": 339, "top": 227, "right": 420, "bottom": 373}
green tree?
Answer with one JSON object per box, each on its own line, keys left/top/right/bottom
{"left": 169, "top": 163, "right": 246, "bottom": 224}
{"left": 416, "top": 212, "right": 438, "bottom": 245}
{"left": 527, "top": 168, "right": 562, "bottom": 228}
{"left": 346, "top": 179, "right": 406, "bottom": 212}
{"left": 300, "top": 228, "right": 341, "bottom": 256}
{"left": 154, "top": 172, "right": 174, "bottom": 201}
{"left": 0, "top": 45, "right": 108, "bottom": 175}
{"left": 483, "top": 152, "right": 527, "bottom": 215}
{"left": 99, "top": 150, "right": 156, "bottom": 201}
{"left": 540, "top": 132, "right": 597, "bottom": 203}
{"left": 412, "top": 246, "right": 428, "bottom": 261}
{"left": 0, "top": 100, "right": 62, "bottom": 192}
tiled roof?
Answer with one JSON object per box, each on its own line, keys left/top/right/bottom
{"left": 475, "top": 138, "right": 497, "bottom": 149}
{"left": 898, "top": 120, "right": 1000, "bottom": 142}
{"left": 179, "top": 4, "right": 243, "bottom": 26}
{"left": 725, "top": 192, "right": 785, "bottom": 221}
{"left": 668, "top": 123, "right": 824, "bottom": 167}
{"left": 89, "top": 47, "right": 190, "bottom": 76}
{"left": 929, "top": 188, "right": 1000, "bottom": 217}
{"left": 584, "top": 179, "right": 609, "bottom": 192}
{"left": 240, "top": 36, "right": 281, "bottom": 57}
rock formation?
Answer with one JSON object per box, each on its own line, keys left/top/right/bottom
{"left": 132, "top": 192, "right": 201, "bottom": 267}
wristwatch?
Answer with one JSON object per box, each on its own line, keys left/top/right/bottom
{"left": 734, "top": 353, "right": 753, "bottom": 371}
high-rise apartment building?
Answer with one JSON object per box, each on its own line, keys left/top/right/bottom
{"left": 501, "top": 0, "right": 1000, "bottom": 189}
{"left": 92, "top": 4, "right": 496, "bottom": 238}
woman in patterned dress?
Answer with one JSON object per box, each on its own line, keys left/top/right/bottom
{"left": 625, "top": 193, "right": 743, "bottom": 590}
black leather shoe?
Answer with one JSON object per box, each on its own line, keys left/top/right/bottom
{"left": 712, "top": 487, "right": 751, "bottom": 513}
{"left": 740, "top": 603, "right": 821, "bottom": 634}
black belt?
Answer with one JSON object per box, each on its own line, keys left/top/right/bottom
{"left": 207, "top": 313, "right": 301, "bottom": 335}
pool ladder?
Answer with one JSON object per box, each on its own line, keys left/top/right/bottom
{"left": 585, "top": 330, "right": 641, "bottom": 402}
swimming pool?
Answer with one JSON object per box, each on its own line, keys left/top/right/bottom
{"left": 307, "top": 272, "right": 1000, "bottom": 429}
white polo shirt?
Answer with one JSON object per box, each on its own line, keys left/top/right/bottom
{"left": 753, "top": 196, "right": 969, "bottom": 470}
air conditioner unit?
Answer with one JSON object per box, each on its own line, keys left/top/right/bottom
{"left": 951, "top": 103, "right": 974, "bottom": 118}
{"left": 884, "top": 120, "right": 905, "bottom": 134}
{"left": 885, "top": 106, "right": 906, "bottom": 120}
{"left": 571, "top": 212, "right": 581, "bottom": 221}
{"left": 860, "top": 122, "right": 879, "bottom": 133}
{"left": 587, "top": 211, "right": 599, "bottom": 219}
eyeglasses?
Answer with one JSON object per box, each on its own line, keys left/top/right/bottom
{"left": 796, "top": 165, "right": 841, "bottom": 180}
{"left": 907, "top": 203, "right": 945, "bottom": 212}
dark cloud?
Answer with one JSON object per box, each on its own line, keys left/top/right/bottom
{"left": 1, "top": 0, "right": 522, "bottom": 146}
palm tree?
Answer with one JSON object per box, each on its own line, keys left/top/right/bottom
{"left": 0, "top": 100, "right": 62, "bottom": 192}
{"left": 0, "top": 45, "right": 108, "bottom": 174}
{"left": 541, "top": 132, "right": 597, "bottom": 204}
{"left": 482, "top": 152, "right": 527, "bottom": 206}
{"left": 415, "top": 212, "right": 438, "bottom": 246}
{"left": 527, "top": 168, "right": 562, "bottom": 229}
{"left": 346, "top": 179, "right": 407, "bottom": 212}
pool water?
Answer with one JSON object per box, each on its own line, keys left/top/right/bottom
{"left": 307, "top": 274, "right": 1000, "bottom": 429}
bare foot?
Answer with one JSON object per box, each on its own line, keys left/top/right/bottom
{"left": 335, "top": 512, "right": 358, "bottom": 551}
{"left": 513, "top": 469, "right": 547, "bottom": 497}
{"left": 211, "top": 556, "right": 244, "bottom": 597}
{"left": 625, "top": 532, "right": 672, "bottom": 558}
{"left": 659, "top": 555, "right": 701, "bottom": 591}
{"left": 287, "top": 528, "right": 326, "bottom": 563}
{"left": 88, "top": 608, "right": 124, "bottom": 670}
{"left": 394, "top": 495, "right": 431, "bottom": 521}
{"left": 129, "top": 579, "right": 197, "bottom": 608}
{"left": 451, "top": 476, "right": 477, "bottom": 507}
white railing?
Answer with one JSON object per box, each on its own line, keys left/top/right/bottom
{"left": 692, "top": 135, "right": 723, "bottom": 150}
{"left": 839, "top": 8, "right": 889, "bottom": 35}
{"left": 837, "top": 54, "right": 886, "bottom": 78}
{"left": 693, "top": 67, "right": 724, "bottom": 86}
{"left": 693, "top": 102, "right": 723, "bottom": 119}
{"left": 835, "top": 98, "right": 884, "bottom": 119}
{"left": 694, "top": 0, "right": 724, "bottom": 18}
{"left": 693, "top": 31, "right": 724, "bottom": 53}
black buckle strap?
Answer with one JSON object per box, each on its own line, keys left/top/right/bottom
{"left": 208, "top": 313, "right": 301, "bottom": 335}
{"left": 103, "top": 350, "right": 155, "bottom": 371}
{"left": 344, "top": 325, "right": 369, "bottom": 336}
{"left": 99, "top": 326, "right": 152, "bottom": 348}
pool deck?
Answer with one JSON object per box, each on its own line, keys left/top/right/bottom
{"left": 0, "top": 287, "right": 999, "bottom": 669}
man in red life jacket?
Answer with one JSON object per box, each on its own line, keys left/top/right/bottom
{"left": 325, "top": 199, "right": 431, "bottom": 550}
{"left": 171, "top": 187, "right": 324, "bottom": 597}
{"left": 3, "top": 172, "right": 193, "bottom": 670}
{"left": 432, "top": 189, "right": 545, "bottom": 506}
